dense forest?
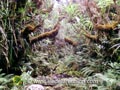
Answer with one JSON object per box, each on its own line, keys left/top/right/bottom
{"left": 0, "top": 0, "right": 120, "bottom": 90}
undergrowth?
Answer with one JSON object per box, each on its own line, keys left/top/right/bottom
{"left": 0, "top": 0, "right": 120, "bottom": 90}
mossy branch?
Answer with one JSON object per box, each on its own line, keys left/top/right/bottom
{"left": 82, "top": 29, "right": 98, "bottom": 41}
{"left": 64, "top": 37, "right": 78, "bottom": 46}
{"left": 95, "top": 21, "right": 119, "bottom": 31}
{"left": 21, "top": 24, "right": 42, "bottom": 38}
{"left": 84, "top": 33, "right": 98, "bottom": 41}
{"left": 30, "top": 23, "right": 60, "bottom": 44}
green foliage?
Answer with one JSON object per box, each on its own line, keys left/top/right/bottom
{"left": 96, "top": 0, "right": 114, "bottom": 8}
{"left": 96, "top": 0, "right": 114, "bottom": 13}
{"left": 76, "top": 14, "right": 93, "bottom": 31}
{"left": 81, "top": 67, "right": 94, "bottom": 77}
{"left": 64, "top": 4, "right": 79, "bottom": 18}
{"left": 108, "top": 62, "right": 120, "bottom": 76}
{"left": 94, "top": 70, "right": 120, "bottom": 90}
{"left": 0, "top": 0, "right": 120, "bottom": 89}
{"left": 117, "top": 0, "right": 120, "bottom": 5}
{"left": 0, "top": 0, "right": 33, "bottom": 72}
{"left": 0, "top": 69, "right": 13, "bottom": 89}
{"left": 110, "top": 38, "right": 120, "bottom": 61}
{"left": 11, "top": 72, "right": 32, "bottom": 90}
{"left": 12, "top": 76, "right": 23, "bottom": 86}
